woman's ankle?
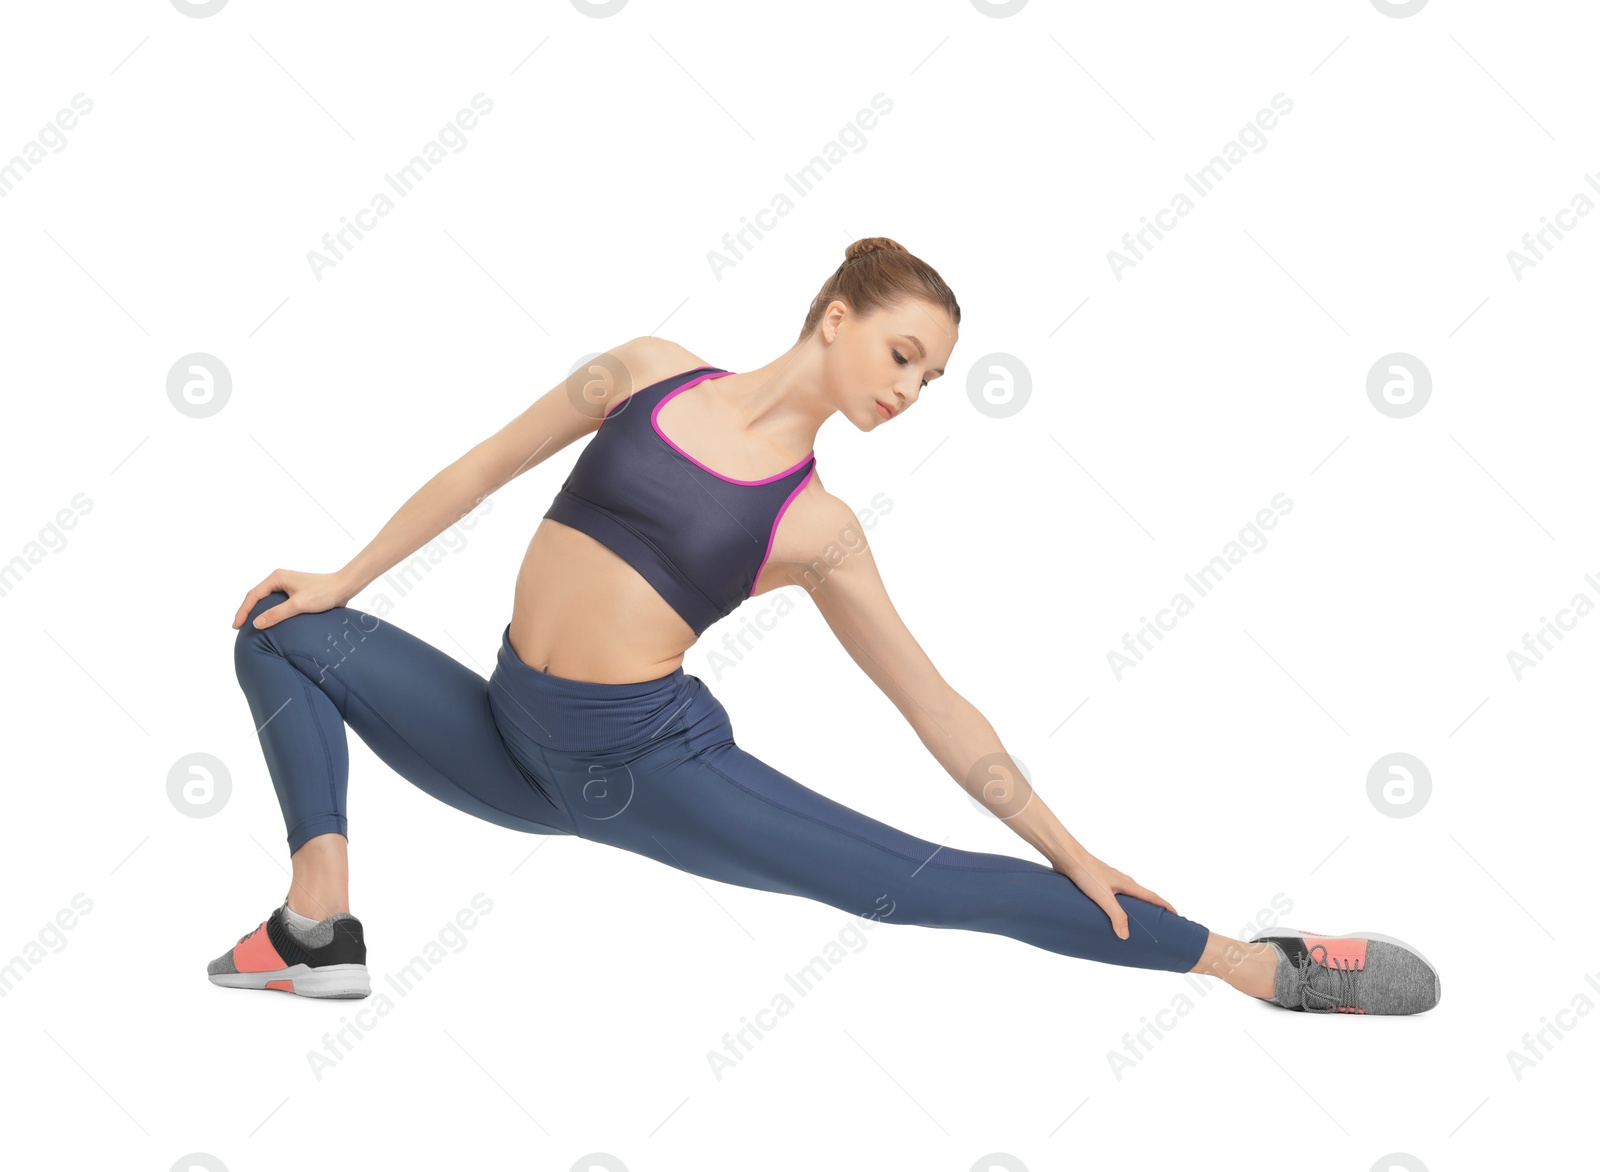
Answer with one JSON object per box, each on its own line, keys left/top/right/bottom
{"left": 286, "top": 833, "right": 350, "bottom": 920}
{"left": 1188, "top": 933, "right": 1279, "bottom": 999}
{"left": 284, "top": 883, "right": 350, "bottom": 921}
{"left": 284, "top": 896, "right": 350, "bottom": 920}
{"left": 1227, "top": 943, "right": 1279, "bottom": 1000}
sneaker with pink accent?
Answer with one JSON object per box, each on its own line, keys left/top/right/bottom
{"left": 207, "top": 905, "right": 370, "bottom": 999}
{"left": 1248, "top": 927, "right": 1440, "bottom": 1015}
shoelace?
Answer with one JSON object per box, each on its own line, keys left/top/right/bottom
{"left": 236, "top": 922, "right": 263, "bottom": 946}
{"left": 1294, "top": 943, "right": 1362, "bottom": 1012}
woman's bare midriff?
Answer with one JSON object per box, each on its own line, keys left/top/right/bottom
{"left": 510, "top": 498, "right": 816, "bottom": 684}
{"left": 508, "top": 518, "right": 700, "bottom": 684}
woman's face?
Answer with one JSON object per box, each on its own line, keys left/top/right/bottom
{"left": 824, "top": 299, "right": 957, "bottom": 431}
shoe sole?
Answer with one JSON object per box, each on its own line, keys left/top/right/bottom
{"left": 1251, "top": 926, "right": 1442, "bottom": 1011}
{"left": 209, "top": 962, "right": 371, "bottom": 999}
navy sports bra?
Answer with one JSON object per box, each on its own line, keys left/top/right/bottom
{"left": 542, "top": 366, "right": 817, "bottom": 636}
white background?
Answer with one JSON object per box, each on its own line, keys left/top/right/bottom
{"left": 1, "top": 1, "right": 1593, "bottom": 1169}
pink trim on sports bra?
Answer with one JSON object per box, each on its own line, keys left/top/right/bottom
{"left": 651, "top": 370, "right": 816, "bottom": 486}
{"left": 751, "top": 465, "right": 817, "bottom": 590}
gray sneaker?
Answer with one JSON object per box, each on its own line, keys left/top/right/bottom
{"left": 207, "top": 904, "right": 370, "bottom": 999}
{"left": 1248, "top": 927, "right": 1441, "bottom": 1015}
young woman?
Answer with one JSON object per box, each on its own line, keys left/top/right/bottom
{"left": 212, "top": 237, "right": 1440, "bottom": 1015}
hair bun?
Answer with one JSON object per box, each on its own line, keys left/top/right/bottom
{"left": 796, "top": 234, "right": 959, "bottom": 345}
{"left": 844, "top": 237, "right": 906, "bottom": 262}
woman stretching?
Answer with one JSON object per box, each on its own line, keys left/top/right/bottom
{"left": 212, "top": 237, "right": 1440, "bottom": 1015}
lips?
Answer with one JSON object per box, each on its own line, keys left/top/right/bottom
{"left": 875, "top": 400, "right": 895, "bottom": 420}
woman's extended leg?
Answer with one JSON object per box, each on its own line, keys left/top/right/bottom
{"left": 232, "top": 591, "right": 575, "bottom": 916}
{"left": 531, "top": 675, "right": 1211, "bottom": 974}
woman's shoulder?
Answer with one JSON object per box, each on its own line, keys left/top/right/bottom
{"left": 595, "top": 336, "right": 717, "bottom": 417}
{"left": 627, "top": 335, "right": 717, "bottom": 387}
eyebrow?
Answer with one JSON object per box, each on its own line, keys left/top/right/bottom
{"left": 899, "top": 334, "right": 944, "bottom": 377}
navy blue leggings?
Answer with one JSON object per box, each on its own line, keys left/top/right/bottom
{"left": 233, "top": 592, "right": 1211, "bottom": 973}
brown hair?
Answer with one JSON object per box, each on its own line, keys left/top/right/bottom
{"left": 796, "top": 236, "right": 961, "bottom": 345}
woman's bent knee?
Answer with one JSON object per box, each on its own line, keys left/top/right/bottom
{"left": 236, "top": 592, "right": 377, "bottom": 652}
{"left": 236, "top": 590, "right": 290, "bottom": 639}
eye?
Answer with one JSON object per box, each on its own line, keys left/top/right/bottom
{"left": 893, "top": 350, "right": 928, "bottom": 388}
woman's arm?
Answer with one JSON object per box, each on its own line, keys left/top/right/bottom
{"left": 793, "top": 493, "right": 1179, "bottom": 938}
{"left": 341, "top": 339, "right": 666, "bottom": 594}
{"left": 796, "top": 492, "right": 1078, "bottom": 857}
{"left": 235, "top": 337, "right": 658, "bottom": 630}
{"left": 335, "top": 458, "right": 492, "bottom": 598}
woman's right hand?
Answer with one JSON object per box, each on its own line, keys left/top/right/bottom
{"left": 1051, "top": 849, "right": 1179, "bottom": 942}
{"left": 233, "top": 568, "right": 356, "bottom": 631}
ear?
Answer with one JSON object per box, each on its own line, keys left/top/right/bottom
{"left": 821, "top": 299, "right": 847, "bottom": 342}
